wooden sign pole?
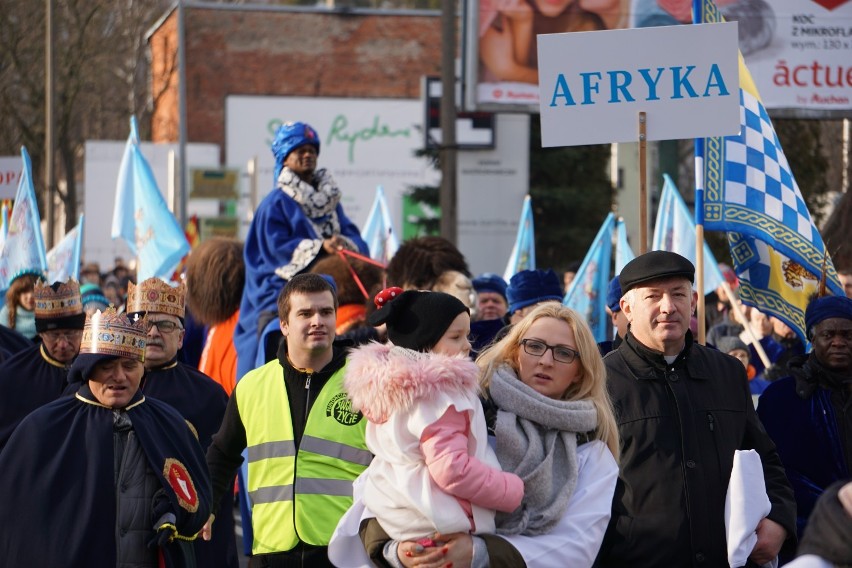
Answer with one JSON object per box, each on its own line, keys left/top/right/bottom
{"left": 638, "top": 112, "right": 648, "bottom": 254}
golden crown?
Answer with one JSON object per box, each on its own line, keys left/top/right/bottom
{"left": 126, "top": 278, "right": 186, "bottom": 318}
{"left": 81, "top": 307, "right": 146, "bottom": 362}
{"left": 34, "top": 279, "right": 83, "bottom": 319}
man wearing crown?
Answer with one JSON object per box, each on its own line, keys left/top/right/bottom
{"left": 0, "top": 278, "right": 86, "bottom": 451}
{"left": 125, "top": 276, "right": 237, "bottom": 568}
{"left": 0, "top": 308, "right": 211, "bottom": 567}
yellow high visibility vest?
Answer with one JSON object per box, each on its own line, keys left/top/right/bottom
{"left": 236, "top": 360, "right": 370, "bottom": 554}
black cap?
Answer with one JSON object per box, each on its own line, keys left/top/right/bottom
{"left": 619, "top": 251, "right": 695, "bottom": 293}
{"left": 368, "top": 289, "right": 469, "bottom": 353}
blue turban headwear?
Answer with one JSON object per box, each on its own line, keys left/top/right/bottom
{"left": 805, "top": 295, "right": 852, "bottom": 337}
{"left": 271, "top": 121, "right": 321, "bottom": 183}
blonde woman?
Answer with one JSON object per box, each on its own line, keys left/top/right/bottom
{"left": 332, "top": 302, "right": 619, "bottom": 568}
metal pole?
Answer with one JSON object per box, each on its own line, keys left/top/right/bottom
{"left": 439, "top": 0, "right": 457, "bottom": 244}
{"left": 45, "top": 0, "right": 55, "bottom": 248}
{"left": 177, "top": 0, "right": 189, "bottom": 227}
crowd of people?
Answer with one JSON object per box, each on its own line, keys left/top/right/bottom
{"left": 0, "top": 120, "right": 849, "bottom": 568}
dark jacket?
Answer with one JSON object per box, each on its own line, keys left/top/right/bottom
{"left": 595, "top": 331, "right": 796, "bottom": 567}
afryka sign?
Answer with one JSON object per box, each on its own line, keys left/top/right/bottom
{"left": 538, "top": 22, "right": 740, "bottom": 147}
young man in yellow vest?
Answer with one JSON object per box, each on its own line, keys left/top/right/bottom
{"left": 203, "top": 273, "right": 370, "bottom": 567}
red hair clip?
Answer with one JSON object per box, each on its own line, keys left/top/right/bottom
{"left": 374, "top": 287, "right": 404, "bottom": 309}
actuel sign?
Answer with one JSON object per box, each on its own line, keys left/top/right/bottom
{"left": 538, "top": 22, "right": 740, "bottom": 147}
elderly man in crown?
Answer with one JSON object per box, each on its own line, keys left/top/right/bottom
{"left": 0, "top": 278, "right": 87, "bottom": 451}
{"left": 0, "top": 307, "right": 212, "bottom": 567}
{"left": 120, "top": 277, "right": 237, "bottom": 568}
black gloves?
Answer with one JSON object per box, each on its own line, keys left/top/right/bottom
{"left": 147, "top": 489, "right": 178, "bottom": 549}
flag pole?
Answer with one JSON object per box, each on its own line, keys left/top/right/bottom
{"left": 638, "top": 112, "right": 648, "bottom": 254}
{"left": 693, "top": 0, "right": 706, "bottom": 345}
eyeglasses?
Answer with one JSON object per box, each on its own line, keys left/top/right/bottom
{"left": 145, "top": 320, "right": 182, "bottom": 334}
{"left": 42, "top": 330, "right": 83, "bottom": 342}
{"left": 520, "top": 339, "right": 580, "bottom": 364}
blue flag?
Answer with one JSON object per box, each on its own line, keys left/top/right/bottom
{"left": 111, "top": 117, "right": 190, "bottom": 281}
{"left": 563, "top": 212, "right": 615, "bottom": 342}
{"left": 361, "top": 186, "right": 399, "bottom": 264}
{"left": 0, "top": 204, "right": 8, "bottom": 254}
{"left": 615, "top": 216, "right": 635, "bottom": 274}
{"left": 653, "top": 174, "right": 725, "bottom": 296}
{"left": 47, "top": 215, "right": 84, "bottom": 283}
{"left": 694, "top": 0, "right": 842, "bottom": 343}
{"left": 0, "top": 147, "right": 48, "bottom": 289}
{"left": 504, "top": 195, "right": 536, "bottom": 282}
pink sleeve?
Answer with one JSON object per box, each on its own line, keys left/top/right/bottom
{"left": 420, "top": 406, "right": 523, "bottom": 513}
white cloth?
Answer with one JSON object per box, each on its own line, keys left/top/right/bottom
{"left": 725, "top": 449, "right": 778, "bottom": 568}
{"left": 783, "top": 555, "right": 834, "bottom": 568}
{"left": 328, "top": 440, "right": 618, "bottom": 568}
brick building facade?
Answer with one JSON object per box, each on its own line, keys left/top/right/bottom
{"left": 148, "top": 4, "right": 443, "bottom": 161}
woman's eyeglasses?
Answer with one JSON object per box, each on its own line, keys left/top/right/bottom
{"left": 520, "top": 339, "right": 580, "bottom": 364}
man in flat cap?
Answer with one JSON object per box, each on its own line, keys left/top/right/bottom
{"left": 125, "top": 277, "right": 236, "bottom": 568}
{"left": 595, "top": 251, "right": 796, "bottom": 567}
{"left": 757, "top": 294, "right": 852, "bottom": 551}
{"left": 0, "top": 278, "right": 86, "bottom": 451}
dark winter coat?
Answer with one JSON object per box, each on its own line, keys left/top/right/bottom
{"left": 595, "top": 331, "right": 796, "bottom": 567}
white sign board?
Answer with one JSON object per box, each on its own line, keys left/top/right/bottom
{"left": 0, "top": 156, "right": 23, "bottom": 200}
{"left": 538, "top": 22, "right": 740, "bottom": 147}
{"left": 226, "top": 96, "right": 441, "bottom": 236}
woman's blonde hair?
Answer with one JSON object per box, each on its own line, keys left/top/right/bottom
{"left": 4, "top": 273, "right": 38, "bottom": 330}
{"left": 477, "top": 302, "right": 620, "bottom": 460}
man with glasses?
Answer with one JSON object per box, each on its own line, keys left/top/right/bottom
{"left": 595, "top": 251, "right": 795, "bottom": 567}
{"left": 126, "top": 277, "right": 237, "bottom": 568}
{"left": 0, "top": 278, "right": 86, "bottom": 451}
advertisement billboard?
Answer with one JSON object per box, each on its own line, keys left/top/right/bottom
{"left": 225, "top": 96, "right": 441, "bottom": 234}
{"left": 465, "top": 0, "right": 852, "bottom": 114}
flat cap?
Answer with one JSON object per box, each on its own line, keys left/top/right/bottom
{"left": 619, "top": 251, "right": 695, "bottom": 293}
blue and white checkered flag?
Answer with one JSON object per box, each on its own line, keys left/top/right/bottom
{"left": 695, "top": 0, "right": 843, "bottom": 343}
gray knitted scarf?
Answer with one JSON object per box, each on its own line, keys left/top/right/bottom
{"left": 490, "top": 364, "right": 598, "bottom": 536}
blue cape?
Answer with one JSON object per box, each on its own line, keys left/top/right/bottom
{"left": 0, "top": 385, "right": 212, "bottom": 567}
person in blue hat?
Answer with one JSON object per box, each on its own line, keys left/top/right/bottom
{"left": 505, "top": 269, "right": 564, "bottom": 325}
{"left": 470, "top": 273, "right": 510, "bottom": 354}
{"left": 597, "top": 275, "right": 628, "bottom": 356}
{"left": 757, "top": 294, "right": 852, "bottom": 554}
{"left": 234, "top": 121, "right": 369, "bottom": 382}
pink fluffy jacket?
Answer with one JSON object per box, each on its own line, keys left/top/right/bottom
{"left": 344, "top": 342, "right": 481, "bottom": 424}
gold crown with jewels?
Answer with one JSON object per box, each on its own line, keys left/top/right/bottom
{"left": 81, "top": 307, "right": 146, "bottom": 361}
{"left": 126, "top": 277, "right": 186, "bottom": 318}
{"left": 34, "top": 279, "right": 83, "bottom": 319}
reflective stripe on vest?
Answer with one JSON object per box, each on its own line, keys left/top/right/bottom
{"left": 236, "top": 360, "right": 369, "bottom": 554}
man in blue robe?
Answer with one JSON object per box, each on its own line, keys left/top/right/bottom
{"left": 758, "top": 294, "right": 852, "bottom": 544}
{"left": 0, "top": 308, "right": 211, "bottom": 567}
{"left": 234, "top": 121, "right": 368, "bottom": 381}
